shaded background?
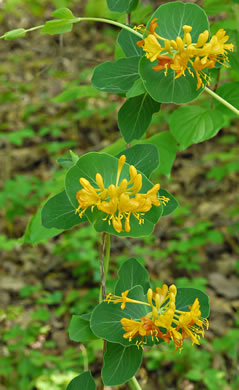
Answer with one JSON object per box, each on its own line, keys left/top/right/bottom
{"left": 0, "top": 0, "right": 238, "bottom": 389}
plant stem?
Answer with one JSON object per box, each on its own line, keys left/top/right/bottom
{"left": 75, "top": 17, "right": 143, "bottom": 38}
{"left": 104, "top": 233, "right": 111, "bottom": 278}
{"left": 99, "top": 233, "right": 106, "bottom": 302}
{"left": 99, "top": 233, "right": 111, "bottom": 302}
{"left": 26, "top": 25, "right": 44, "bottom": 32}
{"left": 205, "top": 87, "right": 239, "bottom": 116}
{"left": 128, "top": 376, "right": 142, "bottom": 390}
{"left": 126, "top": 13, "right": 131, "bottom": 25}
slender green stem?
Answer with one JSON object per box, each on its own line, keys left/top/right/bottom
{"left": 99, "top": 233, "right": 111, "bottom": 302}
{"left": 26, "top": 25, "right": 44, "bottom": 32}
{"left": 128, "top": 376, "right": 142, "bottom": 390}
{"left": 75, "top": 17, "right": 143, "bottom": 38}
{"left": 205, "top": 87, "right": 239, "bottom": 116}
{"left": 104, "top": 233, "right": 111, "bottom": 278}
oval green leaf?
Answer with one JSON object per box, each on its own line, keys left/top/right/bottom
{"left": 107, "top": 0, "right": 138, "bottom": 13}
{"left": 145, "top": 132, "right": 178, "bottom": 176}
{"left": 117, "top": 144, "right": 159, "bottom": 178}
{"left": 117, "top": 28, "right": 144, "bottom": 57}
{"left": 41, "top": 190, "right": 87, "bottom": 229}
{"left": 169, "top": 106, "right": 225, "bottom": 150}
{"left": 176, "top": 288, "right": 210, "bottom": 318}
{"left": 114, "top": 258, "right": 150, "bottom": 295}
{"left": 159, "top": 188, "right": 178, "bottom": 216}
{"left": 214, "top": 82, "right": 239, "bottom": 117}
{"left": 91, "top": 56, "right": 140, "bottom": 94}
{"left": 51, "top": 7, "right": 75, "bottom": 19}
{"left": 126, "top": 79, "right": 146, "bottom": 98}
{"left": 24, "top": 208, "right": 63, "bottom": 245}
{"left": 148, "top": 2, "right": 209, "bottom": 42}
{"left": 41, "top": 20, "right": 73, "bottom": 35}
{"left": 69, "top": 314, "right": 98, "bottom": 342}
{"left": 66, "top": 371, "right": 96, "bottom": 390}
{"left": 102, "top": 342, "right": 143, "bottom": 386}
{"left": 3, "top": 28, "right": 26, "bottom": 40}
{"left": 118, "top": 93, "right": 160, "bottom": 142}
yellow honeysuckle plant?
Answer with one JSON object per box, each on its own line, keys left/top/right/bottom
{"left": 2, "top": 1, "right": 237, "bottom": 389}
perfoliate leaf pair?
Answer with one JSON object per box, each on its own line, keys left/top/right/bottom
{"left": 42, "top": 150, "right": 178, "bottom": 237}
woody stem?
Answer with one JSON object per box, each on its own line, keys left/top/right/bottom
{"left": 204, "top": 87, "right": 239, "bottom": 116}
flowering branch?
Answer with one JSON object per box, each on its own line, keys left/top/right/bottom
{"left": 1, "top": 15, "right": 237, "bottom": 115}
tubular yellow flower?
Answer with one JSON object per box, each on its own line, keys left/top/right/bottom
{"left": 135, "top": 18, "right": 234, "bottom": 89}
{"left": 106, "top": 285, "right": 209, "bottom": 351}
{"left": 140, "top": 34, "right": 163, "bottom": 62}
{"left": 75, "top": 155, "right": 169, "bottom": 233}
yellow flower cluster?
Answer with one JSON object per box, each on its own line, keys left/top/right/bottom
{"left": 75, "top": 155, "right": 169, "bottom": 233}
{"left": 106, "top": 285, "right": 208, "bottom": 350}
{"left": 136, "top": 18, "right": 234, "bottom": 89}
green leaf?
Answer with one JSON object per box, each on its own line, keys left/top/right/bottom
{"left": 139, "top": 1, "right": 209, "bottom": 103}
{"left": 57, "top": 150, "right": 79, "bottom": 168}
{"left": 126, "top": 79, "right": 146, "bottom": 98}
{"left": 159, "top": 189, "right": 178, "bottom": 216}
{"left": 214, "top": 82, "right": 239, "bottom": 117}
{"left": 41, "top": 20, "right": 74, "bottom": 35}
{"left": 69, "top": 150, "right": 79, "bottom": 164}
{"left": 115, "top": 258, "right": 150, "bottom": 295}
{"left": 117, "top": 144, "right": 159, "bottom": 178}
{"left": 23, "top": 208, "right": 63, "bottom": 245}
{"left": 118, "top": 93, "right": 160, "bottom": 142}
{"left": 65, "top": 152, "right": 163, "bottom": 237}
{"left": 3, "top": 28, "right": 26, "bottom": 40}
{"left": 169, "top": 106, "right": 225, "bottom": 150}
{"left": 227, "top": 30, "right": 239, "bottom": 71}
{"left": 176, "top": 288, "right": 210, "bottom": 318}
{"left": 145, "top": 132, "right": 178, "bottom": 176}
{"left": 117, "top": 28, "right": 143, "bottom": 57}
{"left": 41, "top": 190, "right": 87, "bottom": 230}
{"left": 140, "top": 57, "right": 203, "bottom": 104}
{"left": 69, "top": 314, "right": 97, "bottom": 342}
{"left": 66, "top": 371, "right": 96, "bottom": 390}
{"left": 41, "top": 7, "right": 77, "bottom": 35}
{"left": 51, "top": 7, "right": 75, "bottom": 19}
{"left": 91, "top": 56, "right": 140, "bottom": 94}
{"left": 149, "top": 2, "right": 209, "bottom": 42}
{"left": 91, "top": 285, "right": 150, "bottom": 346}
{"left": 106, "top": 0, "right": 138, "bottom": 13}
{"left": 102, "top": 342, "right": 143, "bottom": 386}
{"left": 52, "top": 86, "right": 99, "bottom": 103}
